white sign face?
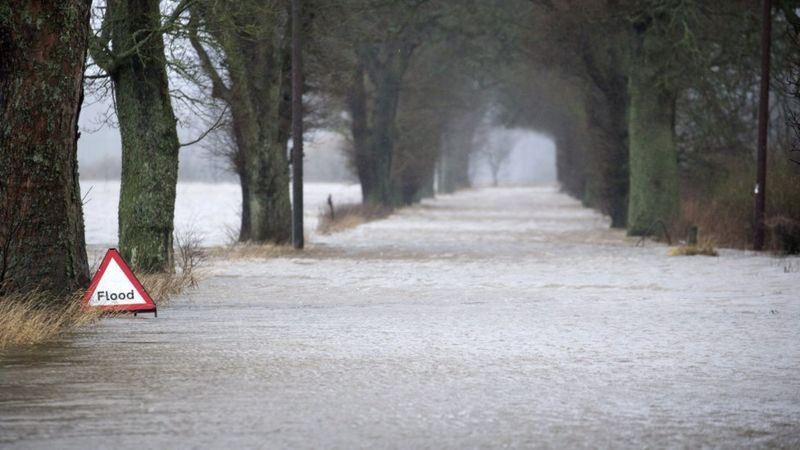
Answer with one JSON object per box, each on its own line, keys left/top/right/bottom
{"left": 87, "top": 257, "right": 148, "bottom": 306}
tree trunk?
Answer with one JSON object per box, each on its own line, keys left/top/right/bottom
{"left": 490, "top": 161, "right": 500, "bottom": 187}
{"left": 438, "top": 113, "right": 478, "bottom": 195}
{"left": 363, "top": 72, "right": 402, "bottom": 206}
{"left": 107, "top": 0, "right": 180, "bottom": 272}
{"left": 555, "top": 131, "right": 587, "bottom": 199}
{"left": 352, "top": 43, "right": 413, "bottom": 207}
{"left": 228, "top": 93, "right": 292, "bottom": 243}
{"left": 575, "top": 31, "right": 630, "bottom": 228}
{"left": 626, "top": 68, "right": 680, "bottom": 236}
{"left": 0, "top": 0, "right": 91, "bottom": 295}
{"left": 418, "top": 169, "right": 435, "bottom": 200}
{"left": 238, "top": 171, "right": 252, "bottom": 241}
{"left": 348, "top": 66, "right": 374, "bottom": 202}
{"left": 584, "top": 87, "right": 629, "bottom": 228}
{"left": 190, "top": 1, "right": 292, "bottom": 244}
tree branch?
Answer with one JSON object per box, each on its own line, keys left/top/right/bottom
{"left": 188, "top": 9, "right": 232, "bottom": 101}
{"left": 180, "top": 105, "right": 229, "bottom": 147}
{"left": 89, "top": 0, "right": 196, "bottom": 76}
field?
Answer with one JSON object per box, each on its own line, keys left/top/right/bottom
{"left": 81, "top": 181, "right": 362, "bottom": 247}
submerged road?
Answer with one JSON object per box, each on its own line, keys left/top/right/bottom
{"left": 1, "top": 186, "right": 799, "bottom": 448}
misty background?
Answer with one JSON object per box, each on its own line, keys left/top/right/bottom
{"left": 78, "top": 97, "right": 556, "bottom": 186}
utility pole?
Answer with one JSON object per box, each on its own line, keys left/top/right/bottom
{"left": 291, "top": 0, "right": 304, "bottom": 249}
{"left": 753, "top": 0, "right": 772, "bottom": 250}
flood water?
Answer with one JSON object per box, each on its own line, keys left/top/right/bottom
{"left": 1, "top": 186, "right": 799, "bottom": 448}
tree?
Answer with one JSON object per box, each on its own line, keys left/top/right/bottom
{"left": 574, "top": 12, "right": 630, "bottom": 228}
{"left": 779, "top": 0, "right": 800, "bottom": 164}
{"left": 501, "top": 0, "right": 630, "bottom": 226}
{"left": 0, "top": 0, "right": 91, "bottom": 295}
{"left": 315, "top": 0, "right": 448, "bottom": 206}
{"left": 624, "top": 1, "right": 703, "bottom": 235}
{"left": 625, "top": 11, "right": 680, "bottom": 235}
{"left": 349, "top": 5, "right": 422, "bottom": 206}
{"left": 494, "top": 65, "right": 592, "bottom": 202}
{"left": 89, "top": 0, "right": 188, "bottom": 271}
{"left": 391, "top": 18, "right": 495, "bottom": 203}
{"left": 438, "top": 110, "right": 481, "bottom": 194}
{"left": 315, "top": 0, "right": 517, "bottom": 205}
{"left": 476, "top": 129, "right": 514, "bottom": 187}
{"left": 189, "top": 0, "right": 292, "bottom": 243}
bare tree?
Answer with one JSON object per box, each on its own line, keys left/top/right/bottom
{"left": 477, "top": 131, "right": 514, "bottom": 187}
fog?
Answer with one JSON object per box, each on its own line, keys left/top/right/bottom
{"left": 79, "top": 99, "right": 553, "bottom": 187}
{"left": 469, "top": 128, "right": 557, "bottom": 187}
{"left": 78, "top": 98, "right": 355, "bottom": 183}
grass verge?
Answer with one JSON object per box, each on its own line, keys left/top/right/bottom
{"left": 667, "top": 245, "right": 719, "bottom": 257}
{"left": 208, "top": 242, "right": 299, "bottom": 259}
{"left": 317, "top": 203, "right": 392, "bottom": 235}
{"left": 680, "top": 157, "right": 800, "bottom": 253}
{"left": 0, "top": 291, "right": 98, "bottom": 353}
{"left": 0, "top": 270, "right": 199, "bottom": 354}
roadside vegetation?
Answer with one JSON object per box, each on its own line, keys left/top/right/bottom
{"left": 317, "top": 203, "right": 393, "bottom": 235}
{"left": 0, "top": 292, "right": 96, "bottom": 353}
{"left": 680, "top": 158, "right": 800, "bottom": 252}
{"left": 0, "top": 272, "right": 194, "bottom": 354}
{"left": 0, "top": 236, "right": 204, "bottom": 354}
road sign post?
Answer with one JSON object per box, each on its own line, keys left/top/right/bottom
{"left": 291, "top": 0, "right": 305, "bottom": 249}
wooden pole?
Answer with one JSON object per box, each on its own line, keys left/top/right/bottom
{"left": 753, "top": 0, "right": 772, "bottom": 250}
{"left": 291, "top": 0, "right": 304, "bottom": 249}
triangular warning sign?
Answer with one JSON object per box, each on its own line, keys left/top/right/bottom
{"left": 82, "top": 248, "right": 157, "bottom": 314}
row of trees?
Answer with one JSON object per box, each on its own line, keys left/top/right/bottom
{"left": 1, "top": 0, "right": 310, "bottom": 295}
{"left": 1, "top": 0, "right": 798, "bottom": 297}
{"left": 501, "top": 1, "right": 800, "bottom": 236}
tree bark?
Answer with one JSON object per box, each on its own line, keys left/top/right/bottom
{"left": 104, "top": 0, "right": 180, "bottom": 272}
{"left": 626, "top": 65, "right": 680, "bottom": 236}
{"left": 0, "top": 0, "right": 91, "bottom": 295}
{"left": 583, "top": 86, "right": 629, "bottom": 228}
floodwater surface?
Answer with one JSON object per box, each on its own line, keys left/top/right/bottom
{"left": 1, "top": 186, "right": 799, "bottom": 449}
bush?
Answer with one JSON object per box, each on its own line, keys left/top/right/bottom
{"left": 680, "top": 157, "right": 800, "bottom": 253}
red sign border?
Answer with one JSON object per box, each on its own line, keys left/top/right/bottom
{"left": 82, "top": 248, "right": 157, "bottom": 313}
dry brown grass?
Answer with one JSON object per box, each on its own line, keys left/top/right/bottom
{"left": 680, "top": 198, "right": 749, "bottom": 249}
{"left": 2, "top": 227, "right": 206, "bottom": 353}
{"left": 680, "top": 158, "right": 800, "bottom": 253}
{"left": 0, "top": 269, "right": 200, "bottom": 354}
{"left": 138, "top": 271, "right": 200, "bottom": 305}
{"left": 317, "top": 203, "right": 392, "bottom": 235}
{"left": 0, "top": 291, "right": 99, "bottom": 353}
{"left": 667, "top": 244, "right": 720, "bottom": 257}
{"left": 766, "top": 215, "right": 800, "bottom": 255}
{"left": 208, "top": 242, "right": 298, "bottom": 259}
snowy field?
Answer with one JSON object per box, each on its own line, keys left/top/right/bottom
{"left": 1, "top": 186, "right": 799, "bottom": 448}
{"left": 80, "top": 180, "right": 362, "bottom": 246}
